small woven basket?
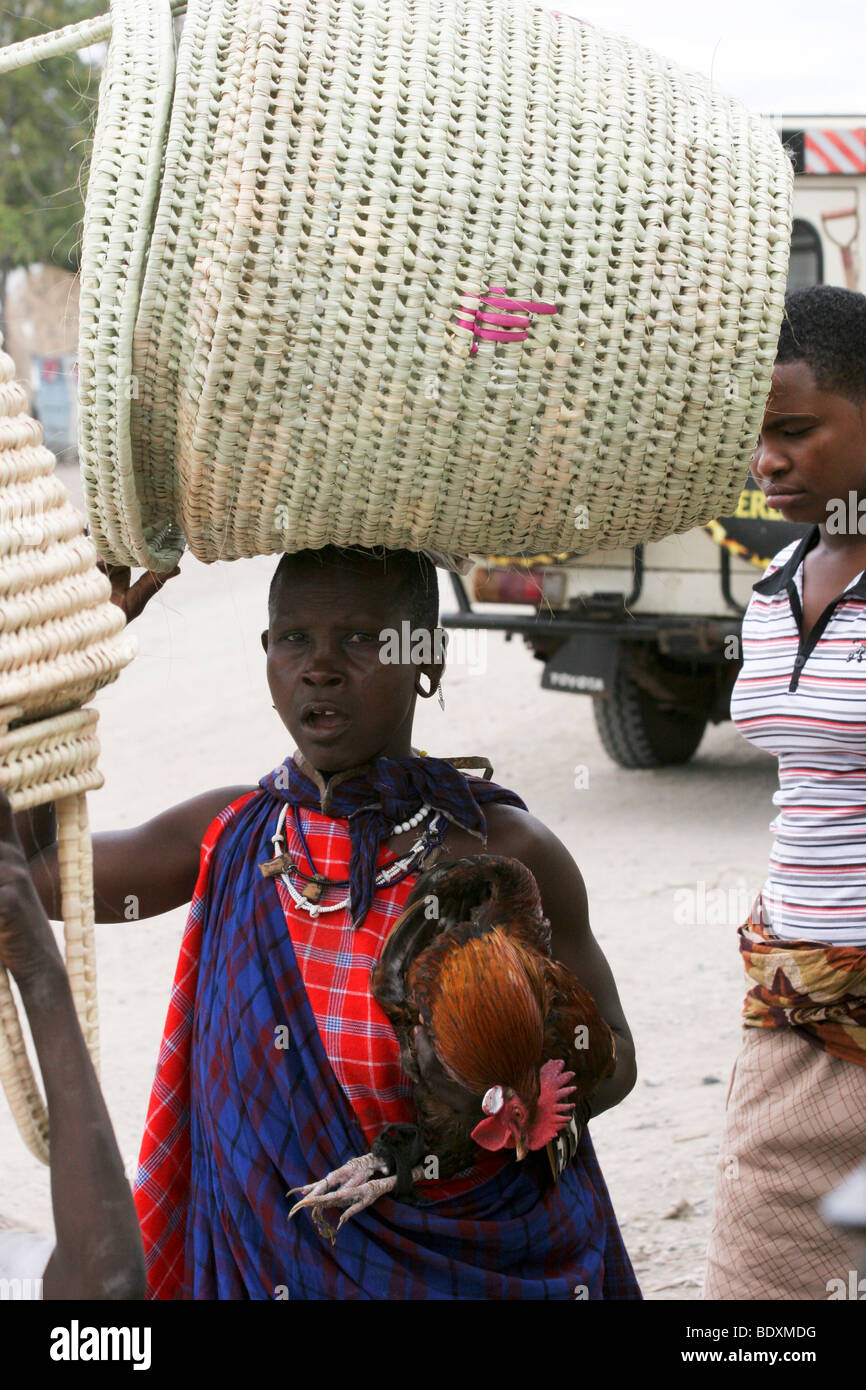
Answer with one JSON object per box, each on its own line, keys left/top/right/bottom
{"left": 0, "top": 336, "right": 135, "bottom": 1162}
{"left": 72, "top": 0, "right": 792, "bottom": 571}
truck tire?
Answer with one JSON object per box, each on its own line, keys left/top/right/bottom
{"left": 592, "top": 665, "right": 708, "bottom": 768}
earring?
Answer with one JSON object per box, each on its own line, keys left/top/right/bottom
{"left": 416, "top": 673, "right": 445, "bottom": 706}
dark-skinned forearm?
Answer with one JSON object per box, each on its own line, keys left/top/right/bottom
{"left": 27, "top": 830, "right": 199, "bottom": 923}
{"left": 24, "top": 836, "right": 139, "bottom": 924}
{"left": 14, "top": 802, "right": 63, "bottom": 920}
{"left": 586, "top": 1025, "right": 637, "bottom": 1119}
{"left": 13, "top": 802, "right": 56, "bottom": 861}
{"left": 18, "top": 785, "right": 255, "bottom": 923}
{"left": 16, "top": 806, "right": 139, "bottom": 923}
{"left": 17, "top": 955, "right": 145, "bottom": 1299}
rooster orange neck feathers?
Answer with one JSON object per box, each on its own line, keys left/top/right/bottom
{"left": 424, "top": 930, "right": 546, "bottom": 1108}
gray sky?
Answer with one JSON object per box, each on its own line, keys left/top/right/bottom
{"left": 546, "top": 0, "right": 864, "bottom": 117}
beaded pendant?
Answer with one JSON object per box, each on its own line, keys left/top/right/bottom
{"left": 302, "top": 874, "right": 327, "bottom": 903}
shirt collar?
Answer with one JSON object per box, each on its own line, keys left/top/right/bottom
{"left": 752, "top": 526, "right": 819, "bottom": 594}
{"left": 752, "top": 523, "right": 866, "bottom": 600}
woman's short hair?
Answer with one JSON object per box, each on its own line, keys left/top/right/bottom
{"left": 777, "top": 285, "right": 866, "bottom": 403}
{"left": 268, "top": 546, "right": 439, "bottom": 631}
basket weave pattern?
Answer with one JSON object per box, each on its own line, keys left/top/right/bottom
{"left": 0, "top": 337, "right": 135, "bottom": 1161}
{"left": 77, "top": 0, "right": 793, "bottom": 571}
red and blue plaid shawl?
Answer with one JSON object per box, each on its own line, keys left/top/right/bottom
{"left": 261, "top": 751, "right": 528, "bottom": 927}
{"left": 134, "top": 759, "right": 640, "bottom": 1300}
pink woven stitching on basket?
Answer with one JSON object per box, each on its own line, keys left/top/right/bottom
{"left": 455, "top": 286, "right": 558, "bottom": 355}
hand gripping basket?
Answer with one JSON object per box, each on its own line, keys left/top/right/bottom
{"left": 0, "top": 336, "right": 135, "bottom": 1161}
{"left": 72, "top": 0, "right": 792, "bottom": 571}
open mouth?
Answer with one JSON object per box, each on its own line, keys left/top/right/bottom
{"left": 300, "top": 705, "right": 351, "bottom": 735}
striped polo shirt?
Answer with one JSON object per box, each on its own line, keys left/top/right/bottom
{"left": 731, "top": 525, "right": 866, "bottom": 946}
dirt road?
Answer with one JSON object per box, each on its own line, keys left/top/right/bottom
{"left": 1, "top": 503, "right": 780, "bottom": 1298}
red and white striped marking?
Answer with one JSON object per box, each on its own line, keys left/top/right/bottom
{"left": 804, "top": 128, "right": 866, "bottom": 175}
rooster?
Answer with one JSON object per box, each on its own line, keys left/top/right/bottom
{"left": 288, "top": 855, "right": 616, "bottom": 1241}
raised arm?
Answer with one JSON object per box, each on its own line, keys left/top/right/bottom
{"left": 16, "top": 784, "right": 257, "bottom": 923}
{"left": 0, "top": 789, "right": 145, "bottom": 1298}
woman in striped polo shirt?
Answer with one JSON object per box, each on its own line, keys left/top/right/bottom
{"left": 705, "top": 286, "right": 866, "bottom": 1300}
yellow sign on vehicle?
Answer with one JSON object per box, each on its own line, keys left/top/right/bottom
{"left": 704, "top": 477, "right": 807, "bottom": 569}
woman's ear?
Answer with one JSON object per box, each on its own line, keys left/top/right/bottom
{"left": 261, "top": 630, "right": 269, "bottom": 653}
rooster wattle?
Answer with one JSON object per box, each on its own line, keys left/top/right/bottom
{"left": 288, "top": 854, "right": 616, "bottom": 1241}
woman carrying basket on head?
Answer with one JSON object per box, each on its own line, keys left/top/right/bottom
{"left": 22, "top": 545, "right": 639, "bottom": 1300}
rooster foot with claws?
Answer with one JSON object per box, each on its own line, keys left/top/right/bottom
{"left": 288, "top": 1124, "right": 429, "bottom": 1244}
{"left": 287, "top": 1151, "right": 425, "bottom": 1244}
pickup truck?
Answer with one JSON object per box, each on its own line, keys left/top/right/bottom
{"left": 441, "top": 479, "right": 805, "bottom": 767}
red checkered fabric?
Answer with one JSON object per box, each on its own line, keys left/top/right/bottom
{"left": 135, "top": 797, "right": 504, "bottom": 1296}
{"left": 274, "top": 806, "right": 418, "bottom": 1143}
{"left": 274, "top": 806, "right": 506, "bottom": 1198}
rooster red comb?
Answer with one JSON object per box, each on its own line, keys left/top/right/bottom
{"left": 527, "top": 1058, "right": 577, "bottom": 1148}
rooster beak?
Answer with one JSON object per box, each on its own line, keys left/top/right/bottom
{"left": 514, "top": 1137, "right": 529, "bottom": 1162}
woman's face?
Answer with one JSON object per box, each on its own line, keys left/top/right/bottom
{"left": 261, "top": 559, "right": 439, "bottom": 773}
{"left": 750, "top": 359, "right": 866, "bottom": 527}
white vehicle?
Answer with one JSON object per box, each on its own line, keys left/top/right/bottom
{"left": 443, "top": 117, "right": 865, "bottom": 767}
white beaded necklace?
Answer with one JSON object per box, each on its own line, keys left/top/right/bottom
{"left": 271, "top": 802, "right": 437, "bottom": 917}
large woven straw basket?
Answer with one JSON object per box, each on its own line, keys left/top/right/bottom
{"left": 0, "top": 335, "right": 135, "bottom": 1161}
{"left": 70, "top": 0, "right": 791, "bottom": 571}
